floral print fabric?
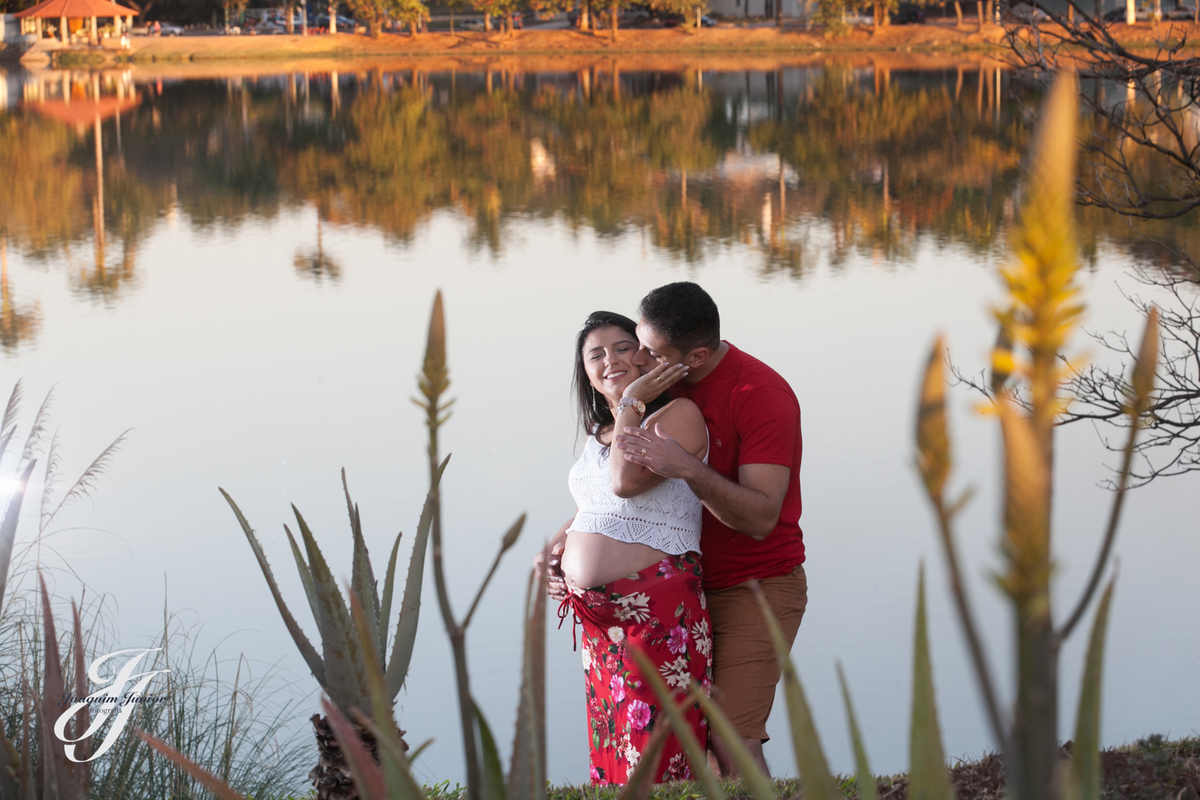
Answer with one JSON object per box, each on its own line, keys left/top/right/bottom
{"left": 558, "top": 553, "right": 713, "bottom": 785}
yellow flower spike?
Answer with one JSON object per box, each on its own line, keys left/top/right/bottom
{"left": 419, "top": 290, "right": 449, "bottom": 406}
{"left": 1130, "top": 307, "right": 1160, "bottom": 417}
{"left": 997, "top": 397, "right": 1052, "bottom": 606}
{"left": 989, "top": 316, "right": 1015, "bottom": 393}
{"left": 916, "top": 336, "right": 951, "bottom": 506}
{"left": 1001, "top": 70, "right": 1083, "bottom": 443}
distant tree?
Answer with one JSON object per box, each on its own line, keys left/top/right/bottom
{"left": 346, "top": 0, "right": 388, "bottom": 34}
{"left": 592, "top": 0, "right": 631, "bottom": 37}
{"left": 474, "top": 0, "right": 523, "bottom": 33}
{"left": 389, "top": 0, "right": 430, "bottom": 32}
{"left": 813, "top": 0, "right": 849, "bottom": 35}
{"left": 526, "top": 0, "right": 571, "bottom": 23}
{"left": 221, "top": 0, "right": 247, "bottom": 27}
{"left": 865, "top": 0, "right": 895, "bottom": 26}
{"left": 444, "top": 0, "right": 469, "bottom": 31}
{"left": 648, "top": 0, "right": 708, "bottom": 27}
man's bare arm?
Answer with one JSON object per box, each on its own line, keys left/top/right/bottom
{"left": 685, "top": 462, "right": 789, "bottom": 541}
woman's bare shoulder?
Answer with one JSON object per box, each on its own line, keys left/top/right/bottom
{"left": 646, "top": 399, "right": 706, "bottom": 451}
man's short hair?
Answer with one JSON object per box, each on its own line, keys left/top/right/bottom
{"left": 638, "top": 282, "right": 721, "bottom": 353}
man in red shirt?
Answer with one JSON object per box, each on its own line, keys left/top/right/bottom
{"left": 614, "top": 282, "right": 806, "bottom": 779}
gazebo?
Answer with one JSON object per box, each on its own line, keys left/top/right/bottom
{"left": 14, "top": 0, "right": 138, "bottom": 45}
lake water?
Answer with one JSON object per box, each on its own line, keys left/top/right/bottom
{"left": 1, "top": 56, "right": 1197, "bottom": 789}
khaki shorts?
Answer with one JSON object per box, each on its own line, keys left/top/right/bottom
{"left": 706, "top": 564, "right": 807, "bottom": 742}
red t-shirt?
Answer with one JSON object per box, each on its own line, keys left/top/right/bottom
{"left": 672, "top": 342, "right": 804, "bottom": 590}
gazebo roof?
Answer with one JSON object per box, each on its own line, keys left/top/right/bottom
{"left": 26, "top": 95, "right": 141, "bottom": 126}
{"left": 14, "top": 0, "right": 138, "bottom": 17}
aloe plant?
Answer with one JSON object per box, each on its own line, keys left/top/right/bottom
{"left": 144, "top": 291, "right": 539, "bottom": 800}
{"left": 637, "top": 71, "right": 1154, "bottom": 800}
{"left": 220, "top": 464, "right": 443, "bottom": 800}
{"left": 416, "top": 292, "right": 527, "bottom": 800}
{"left": 217, "top": 292, "right": 526, "bottom": 800}
{"left": 914, "top": 70, "right": 1159, "bottom": 800}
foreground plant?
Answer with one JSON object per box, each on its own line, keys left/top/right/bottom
{"left": 915, "top": 70, "right": 1159, "bottom": 800}
{"left": 145, "top": 291, "right": 544, "bottom": 800}
{"left": 641, "top": 71, "right": 1159, "bottom": 800}
{"left": 221, "top": 458, "right": 442, "bottom": 799}
{"left": 415, "top": 293, "right": 527, "bottom": 800}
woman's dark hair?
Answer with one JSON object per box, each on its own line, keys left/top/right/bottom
{"left": 574, "top": 311, "right": 671, "bottom": 441}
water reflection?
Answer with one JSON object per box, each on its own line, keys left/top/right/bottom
{"left": 1, "top": 59, "right": 1196, "bottom": 352}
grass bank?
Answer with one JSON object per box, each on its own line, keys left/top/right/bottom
{"left": 70, "top": 19, "right": 1197, "bottom": 64}
{"left": 422, "top": 737, "right": 1199, "bottom": 800}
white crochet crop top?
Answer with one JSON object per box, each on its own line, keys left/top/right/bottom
{"left": 567, "top": 432, "right": 706, "bottom": 556}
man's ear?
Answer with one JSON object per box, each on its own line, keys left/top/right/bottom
{"left": 685, "top": 347, "right": 711, "bottom": 369}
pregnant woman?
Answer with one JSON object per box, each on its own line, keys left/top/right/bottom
{"left": 541, "top": 310, "right": 713, "bottom": 786}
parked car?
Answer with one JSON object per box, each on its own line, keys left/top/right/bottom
{"left": 460, "top": 17, "right": 485, "bottom": 29}
{"left": 153, "top": 21, "right": 184, "bottom": 35}
{"left": 1103, "top": 5, "right": 1151, "bottom": 20}
{"left": 699, "top": 14, "right": 717, "bottom": 25}
{"left": 889, "top": 3, "right": 925, "bottom": 23}
{"left": 1008, "top": 2, "right": 1050, "bottom": 21}
{"left": 1164, "top": 4, "right": 1197, "bottom": 17}
{"left": 308, "top": 13, "right": 356, "bottom": 28}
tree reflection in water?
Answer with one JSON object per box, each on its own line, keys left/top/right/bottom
{"left": 1, "top": 59, "right": 1198, "bottom": 349}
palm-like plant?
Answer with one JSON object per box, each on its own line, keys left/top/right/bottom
{"left": 220, "top": 451, "right": 443, "bottom": 799}
{"left": 219, "top": 291, "right": 493, "bottom": 800}
{"left": 146, "top": 291, "right": 539, "bottom": 800}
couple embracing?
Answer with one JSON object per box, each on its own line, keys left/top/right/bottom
{"left": 536, "top": 282, "right": 807, "bottom": 785}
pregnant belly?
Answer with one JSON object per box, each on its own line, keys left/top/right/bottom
{"left": 561, "top": 530, "right": 668, "bottom": 591}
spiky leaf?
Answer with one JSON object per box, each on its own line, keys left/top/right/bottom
{"left": 348, "top": 590, "right": 411, "bottom": 792}
{"left": 221, "top": 489, "right": 326, "bottom": 686}
{"left": 629, "top": 645, "right": 726, "bottom": 800}
{"left": 321, "top": 699, "right": 389, "bottom": 800}
{"left": 508, "top": 563, "right": 546, "bottom": 800}
{"left": 378, "top": 532, "right": 403, "bottom": 663}
{"left": 284, "top": 524, "right": 321, "bottom": 635}
{"left": 343, "top": 470, "right": 381, "bottom": 667}
{"left": 838, "top": 663, "right": 877, "bottom": 800}
{"left": 294, "top": 507, "right": 370, "bottom": 712}
{"left": 690, "top": 686, "right": 777, "bottom": 800}
{"left": 0, "top": 460, "right": 36, "bottom": 611}
{"left": 1069, "top": 580, "right": 1116, "bottom": 800}
{"left": 39, "top": 573, "right": 82, "bottom": 800}
{"left": 476, "top": 702, "right": 508, "bottom": 800}
{"left": 752, "top": 583, "right": 839, "bottom": 800}
{"left": 138, "top": 734, "right": 250, "bottom": 800}
{"left": 384, "top": 455, "right": 449, "bottom": 698}
{"left": 616, "top": 717, "right": 673, "bottom": 800}
{"left": 909, "top": 568, "right": 955, "bottom": 800}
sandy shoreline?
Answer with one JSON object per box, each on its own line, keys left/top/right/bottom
{"left": 34, "top": 18, "right": 1200, "bottom": 67}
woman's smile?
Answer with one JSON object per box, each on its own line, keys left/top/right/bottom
{"left": 583, "top": 324, "right": 646, "bottom": 401}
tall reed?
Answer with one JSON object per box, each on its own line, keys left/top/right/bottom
{"left": 0, "top": 384, "right": 310, "bottom": 800}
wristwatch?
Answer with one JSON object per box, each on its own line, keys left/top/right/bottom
{"left": 617, "top": 397, "right": 646, "bottom": 417}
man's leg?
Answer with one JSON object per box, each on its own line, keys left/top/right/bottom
{"left": 705, "top": 565, "right": 808, "bottom": 779}
{"left": 709, "top": 732, "right": 770, "bottom": 778}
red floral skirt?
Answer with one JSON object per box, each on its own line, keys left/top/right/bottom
{"left": 558, "top": 552, "right": 713, "bottom": 786}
